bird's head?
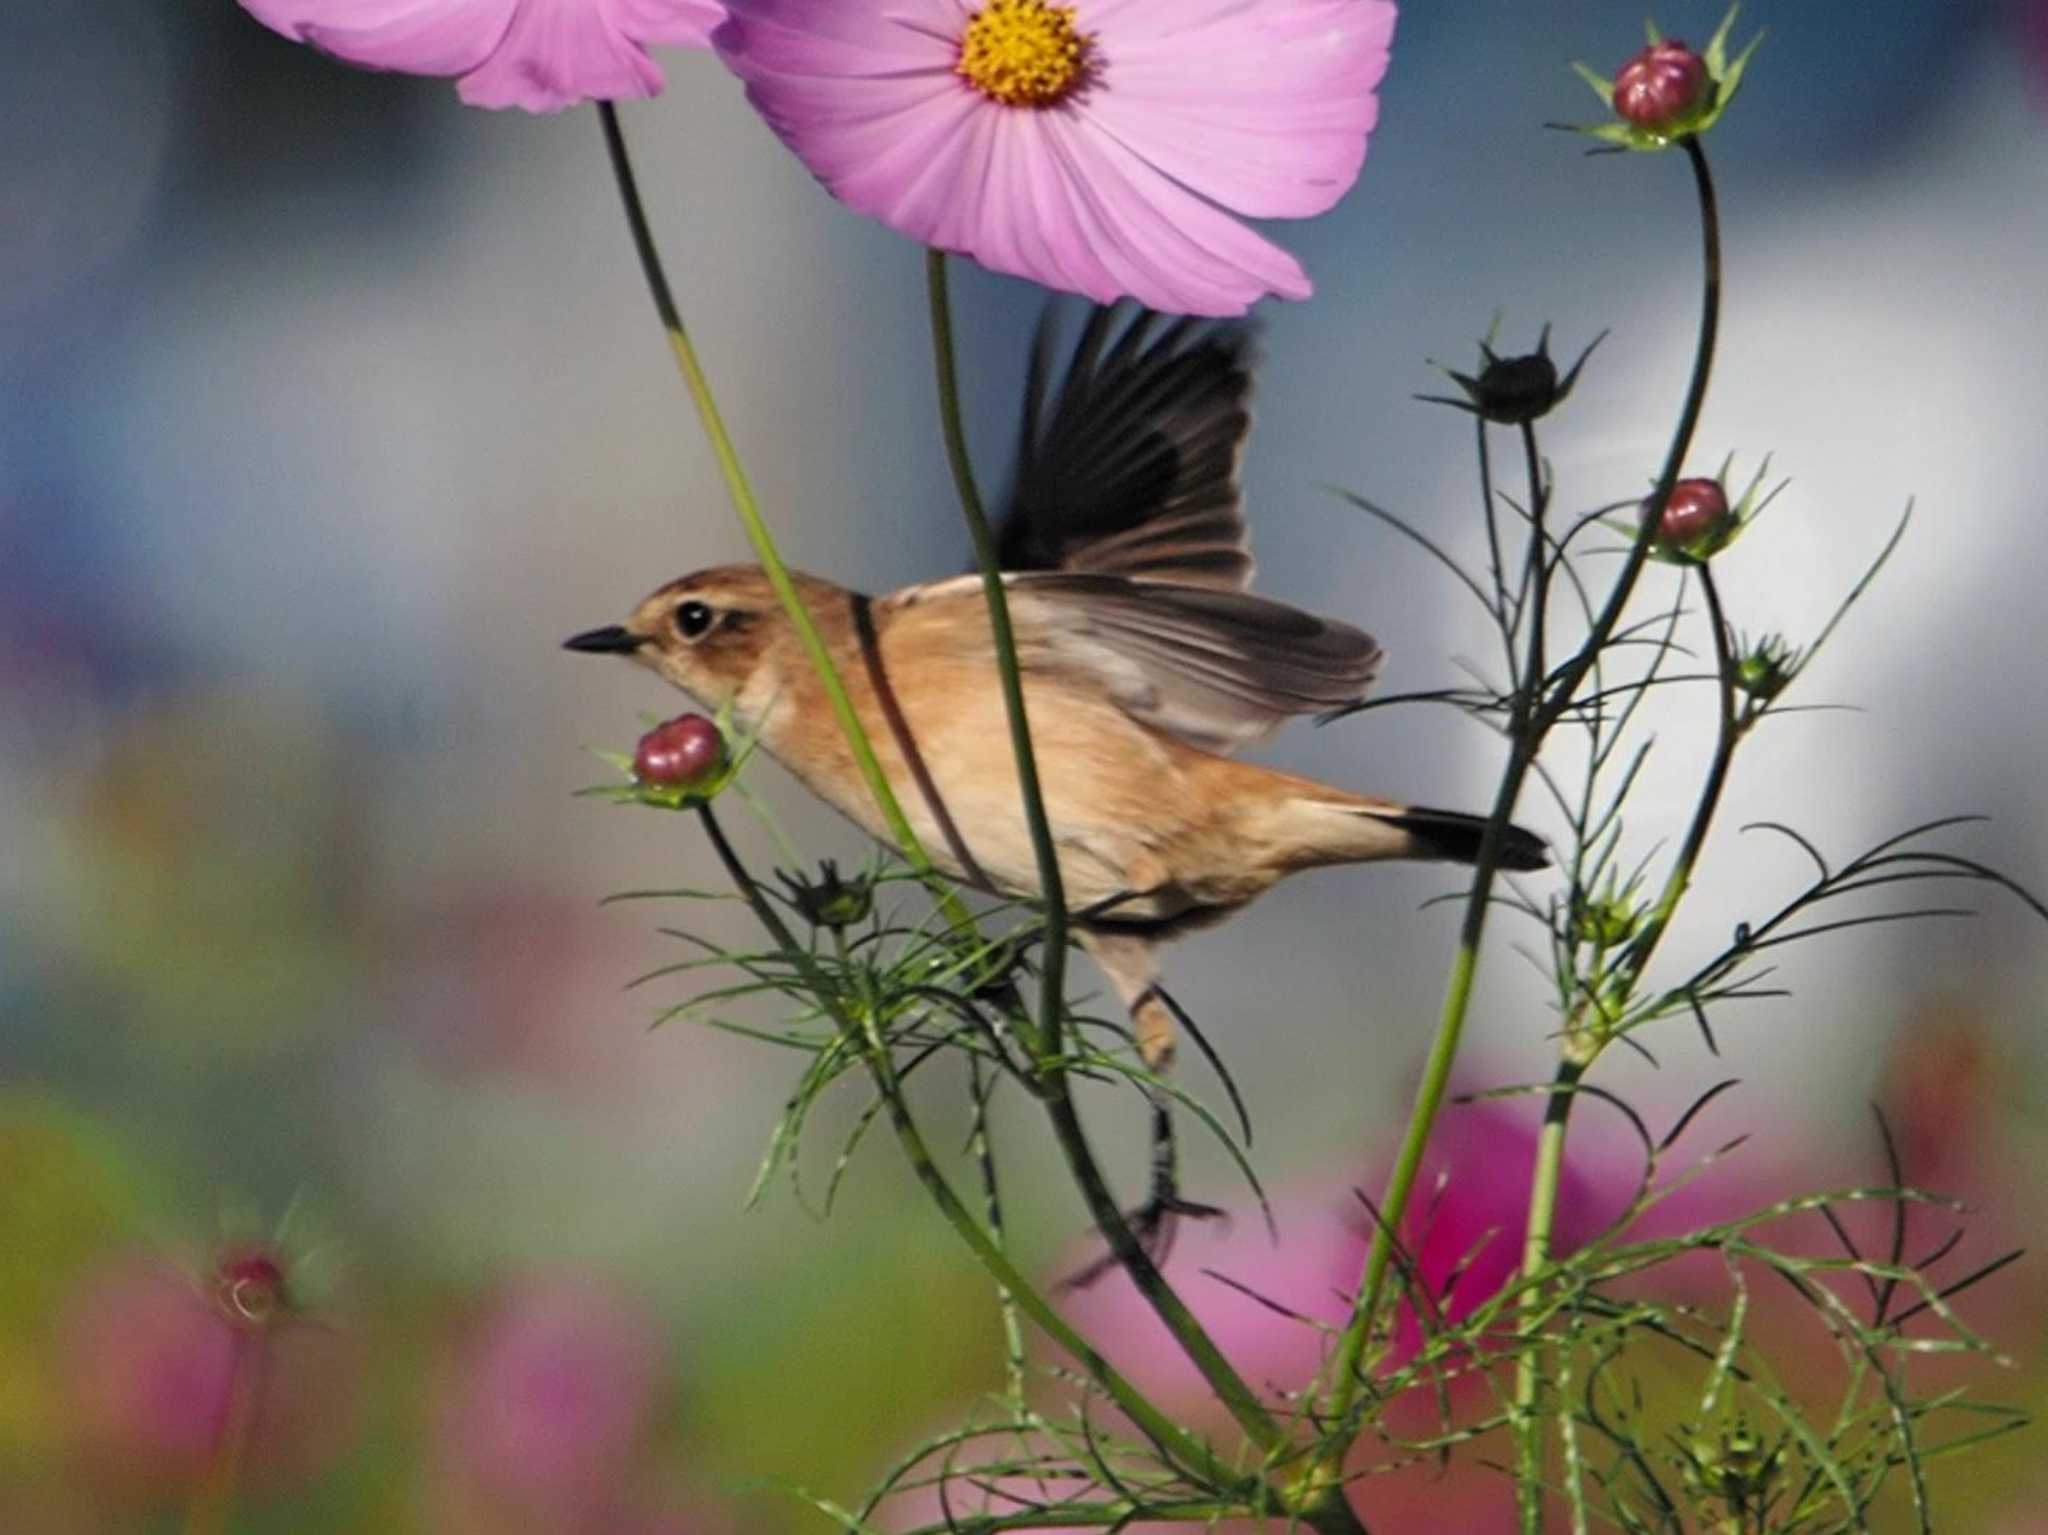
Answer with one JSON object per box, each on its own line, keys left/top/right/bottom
{"left": 564, "top": 564, "right": 791, "bottom": 710}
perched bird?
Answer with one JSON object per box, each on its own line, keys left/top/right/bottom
{"left": 569, "top": 305, "right": 1546, "bottom": 1245}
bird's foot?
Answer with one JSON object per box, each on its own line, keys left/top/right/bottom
{"left": 1060, "top": 1190, "right": 1227, "bottom": 1290}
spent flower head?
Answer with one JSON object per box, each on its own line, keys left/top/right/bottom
{"left": 713, "top": 0, "right": 1396, "bottom": 316}
{"left": 1569, "top": 6, "right": 1763, "bottom": 151}
{"left": 1421, "top": 323, "right": 1605, "bottom": 425}
{"left": 776, "top": 858, "right": 877, "bottom": 932}
{"left": 237, "top": 0, "right": 721, "bottom": 112}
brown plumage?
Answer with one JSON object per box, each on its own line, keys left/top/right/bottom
{"left": 568, "top": 304, "right": 1545, "bottom": 1243}
{"left": 571, "top": 304, "right": 1543, "bottom": 1066}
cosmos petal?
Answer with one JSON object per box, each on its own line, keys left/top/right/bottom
{"left": 454, "top": 0, "right": 686, "bottom": 109}
{"left": 241, "top": 0, "right": 718, "bottom": 108}
{"left": 1081, "top": 0, "right": 1396, "bottom": 218}
{"left": 606, "top": 0, "right": 724, "bottom": 49}
{"left": 716, "top": 0, "right": 1389, "bottom": 314}
{"left": 240, "top": 0, "right": 518, "bottom": 77}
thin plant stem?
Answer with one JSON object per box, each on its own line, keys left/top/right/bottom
{"left": 1532, "top": 135, "right": 1722, "bottom": 737}
{"left": 922, "top": 251, "right": 1287, "bottom": 1462}
{"left": 1312, "top": 136, "right": 1724, "bottom": 1497}
{"left": 1507, "top": 565, "right": 1746, "bottom": 1530}
{"left": 1511, "top": 1055, "right": 1584, "bottom": 1530}
{"left": 1517, "top": 419, "right": 1551, "bottom": 733}
{"left": 596, "top": 102, "right": 937, "bottom": 881}
{"left": 968, "top": 1053, "right": 1030, "bottom": 1410}
{"left": 924, "top": 249, "right": 1070, "bottom": 1060}
{"left": 689, "top": 804, "right": 1246, "bottom": 1493}
{"left": 182, "top": 1326, "right": 266, "bottom": 1535}
{"left": 1619, "top": 562, "right": 1742, "bottom": 987}
{"left": 1507, "top": 142, "right": 1732, "bottom": 1534}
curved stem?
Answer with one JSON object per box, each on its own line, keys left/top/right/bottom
{"left": 597, "top": 102, "right": 935, "bottom": 878}
{"left": 923, "top": 253, "right": 1284, "bottom": 1457}
{"left": 924, "top": 250, "right": 1070, "bottom": 1059}
{"left": 1511, "top": 1056, "right": 1584, "bottom": 1531}
{"left": 691, "top": 805, "right": 1238, "bottom": 1489}
{"left": 968, "top": 1053, "right": 1029, "bottom": 1409}
{"left": 1623, "top": 563, "right": 1742, "bottom": 979}
{"left": 1533, "top": 135, "right": 1721, "bottom": 735}
{"left": 1311, "top": 135, "right": 1725, "bottom": 1496}
{"left": 1507, "top": 141, "right": 1731, "bottom": 1533}
{"left": 182, "top": 1326, "right": 265, "bottom": 1535}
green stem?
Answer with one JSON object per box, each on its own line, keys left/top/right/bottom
{"left": 182, "top": 1325, "right": 265, "bottom": 1535}
{"left": 1507, "top": 140, "right": 1731, "bottom": 1534}
{"left": 1517, "top": 419, "right": 1550, "bottom": 733}
{"left": 1512, "top": 1056, "right": 1584, "bottom": 1532}
{"left": 691, "top": 802, "right": 1251, "bottom": 1494}
{"left": 923, "top": 252, "right": 1286, "bottom": 1461}
{"left": 597, "top": 102, "right": 934, "bottom": 878}
{"left": 968, "top": 1052, "right": 1030, "bottom": 1410}
{"left": 1311, "top": 745, "right": 1534, "bottom": 1487}
{"left": 1312, "top": 136, "right": 1725, "bottom": 1497}
{"left": 1623, "top": 564, "right": 1741, "bottom": 978}
{"left": 924, "top": 250, "right": 1070, "bottom": 1059}
{"left": 1043, "top": 1084, "right": 1284, "bottom": 1454}
{"left": 1532, "top": 136, "right": 1721, "bottom": 736}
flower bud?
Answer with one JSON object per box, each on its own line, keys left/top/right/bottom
{"left": 1571, "top": 892, "right": 1642, "bottom": 949}
{"left": 1569, "top": 8, "right": 1761, "bottom": 153}
{"left": 1612, "top": 39, "right": 1710, "bottom": 133}
{"left": 213, "top": 1243, "right": 290, "bottom": 1327}
{"left": 633, "top": 714, "right": 725, "bottom": 792}
{"left": 1645, "top": 477, "right": 1731, "bottom": 553}
{"left": 776, "top": 858, "right": 875, "bottom": 931}
{"left": 1733, "top": 633, "right": 1798, "bottom": 703}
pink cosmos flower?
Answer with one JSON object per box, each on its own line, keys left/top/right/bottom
{"left": 1060, "top": 1096, "right": 1602, "bottom": 1412}
{"left": 431, "top": 1278, "right": 665, "bottom": 1526}
{"left": 238, "top": 0, "right": 724, "bottom": 112}
{"left": 714, "top": 0, "right": 1398, "bottom": 317}
{"left": 59, "top": 1252, "right": 360, "bottom": 1498}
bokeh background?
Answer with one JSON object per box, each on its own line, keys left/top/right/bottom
{"left": 4, "top": 1, "right": 2047, "bottom": 1529}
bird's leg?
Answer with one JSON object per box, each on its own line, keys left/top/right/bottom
{"left": 1064, "top": 930, "right": 1225, "bottom": 1288}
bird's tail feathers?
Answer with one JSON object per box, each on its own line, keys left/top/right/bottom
{"left": 1280, "top": 794, "right": 1549, "bottom": 873}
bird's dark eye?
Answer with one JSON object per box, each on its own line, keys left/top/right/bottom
{"left": 675, "top": 600, "right": 715, "bottom": 639}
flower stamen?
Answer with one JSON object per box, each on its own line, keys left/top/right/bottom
{"left": 956, "top": 0, "right": 1089, "bottom": 107}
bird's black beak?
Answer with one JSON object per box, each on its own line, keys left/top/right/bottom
{"left": 563, "top": 624, "right": 646, "bottom": 655}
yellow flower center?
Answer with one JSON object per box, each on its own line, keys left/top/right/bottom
{"left": 956, "top": 0, "right": 1090, "bottom": 108}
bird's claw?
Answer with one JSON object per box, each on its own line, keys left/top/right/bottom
{"left": 1060, "top": 1192, "right": 1227, "bottom": 1290}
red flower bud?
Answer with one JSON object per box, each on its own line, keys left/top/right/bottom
{"left": 214, "top": 1244, "right": 289, "bottom": 1326}
{"left": 1612, "top": 39, "right": 1711, "bottom": 133}
{"left": 632, "top": 714, "right": 725, "bottom": 791}
{"left": 1647, "top": 477, "right": 1731, "bottom": 550}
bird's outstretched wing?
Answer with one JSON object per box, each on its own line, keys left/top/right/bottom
{"left": 995, "top": 303, "right": 1256, "bottom": 592}
{"left": 894, "top": 573, "right": 1382, "bottom": 753}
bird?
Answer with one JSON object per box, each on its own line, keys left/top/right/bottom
{"left": 567, "top": 303, "right": 1547, "bottom": 1253}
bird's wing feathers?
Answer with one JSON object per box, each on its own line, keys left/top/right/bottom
{"left": 995, "top": 303, "right": 1256, "bottom": 592}
{"left": 896, "top": 574, "right": 1382, "bottom": 753}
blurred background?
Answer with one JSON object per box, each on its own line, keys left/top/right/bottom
{"left": 4, "top": 1, "right": 2047, "bottom": 1528}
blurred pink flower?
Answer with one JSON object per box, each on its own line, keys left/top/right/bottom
{"left": 435, "top": 1278, "right": 666, "bottom": 1525}
{"left": 59, "top": 1251, "right": 359, "bottom": 1499}
{"left": 238, "top": 0, "right": 723, "bottom": 112}
{"left": 1061, "top": 1097, "right": 1601, "bottom": 1414}
{"left": 714, "top": 0, "right": 1397, "bottom": 317}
